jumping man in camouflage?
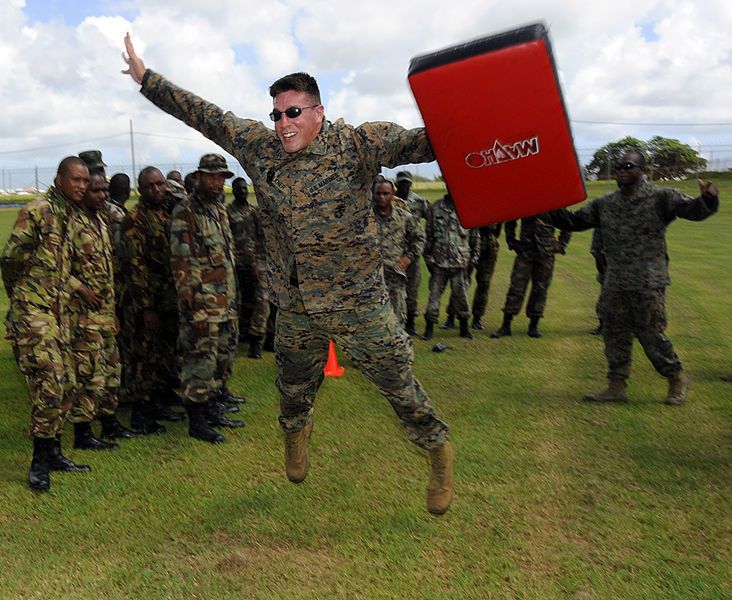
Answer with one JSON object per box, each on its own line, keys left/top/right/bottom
{"left": 122, "top": 33, "right": 454, "bottom": 514}
{"left": 1, "top": 156, "right": 92, "bottom": 491}
{"left": 546, "top": 150, "right": 719, "bottom": 405}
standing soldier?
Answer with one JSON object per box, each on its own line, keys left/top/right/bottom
{"left": 119, "top": 166, "right": 184, "bottom": 434}
{"left": 1, "top": 156, "right": 92, "bottom": 491}
{"left": 170, "top": 154, "right": 245, "bottom": 443}
{"left": 490, "top": 214, "right": 571, "bottom": 339}
{"left": 470, "top": 224, "right": 502, "bottom": 330}
{"left": 227, "top": 177, "right": 269, "bottom": 359}
{"left": 545, "top": 150, "right": 719, "bottom": 405}
{"left": 422, "top": 192, "right": 479, "bottom": 341}
{"left": 65, "top": 173, "right": 137, "bottom": 449}
{"left": 372, "top": 178, "right": 425, "bottom": 326}
{"left": 395, "top": 170, "right": 430, "bottom": 335}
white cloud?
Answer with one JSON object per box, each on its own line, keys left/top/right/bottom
{"left": 1, "top": 0, "right": 732, "bottom": 183}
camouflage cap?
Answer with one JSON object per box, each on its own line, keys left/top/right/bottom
{"left": 79, "top": 149, "right": 106, "bottom": 169}
{"left": 395, "top": 170, "right": 413, "bottom": 182}
{"left": 196, "top": 153, "right": 234, "bottom": 178}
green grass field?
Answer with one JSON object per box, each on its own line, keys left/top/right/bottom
{"left": 0, "top": 177, "right": 729, "bottom": 599}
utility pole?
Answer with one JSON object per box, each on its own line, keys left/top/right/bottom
{"left": 129, "top": 119, "right": 137, "bottom": 192}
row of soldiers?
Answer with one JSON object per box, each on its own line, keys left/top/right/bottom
{"left": 1, "top": 150, "right": 258, "bottom": 491}
{"left": 371, "top": 172, "right": 572, "bottom": 344}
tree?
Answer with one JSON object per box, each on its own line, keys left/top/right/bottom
{"left": 585, "top": 136, "right": 647, "bottom": 179}
{"left": 647, "top": 136, "right": 707, "bottom": 180}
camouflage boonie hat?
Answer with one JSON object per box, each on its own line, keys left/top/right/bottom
{"left": 395, "top": 170, "right": 413, "bottom": 182}
{"left": 79, "top": 149, "right": 106, "bottom": 169}
{"left": 166, "top": 178, "right": 188, "bottom": 202}
{"left": 196, "top": 153, "right": 234, "bottom": 178}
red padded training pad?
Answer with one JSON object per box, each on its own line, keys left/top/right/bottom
{"left": 408, "top": 23, "right": 586, "bottom": 228}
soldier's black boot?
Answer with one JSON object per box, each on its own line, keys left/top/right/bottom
{"left": 99, "top": 414, "right": 141, "bottom": 440}
{"left": 206, "top": 398, "right": 245, "bottom": 429}
{"left": 186, "top": 401, "right": 225, "bottom": 443}
{"left": 29, "top": 436, "right": 52, "bottom": 491}
{"left": 263, "top": 333, "right": 275, "bottom": 352}
{"left": 149, "top": 396, "right": 186, "bottom": 422}
{"left": 48, "top": 436, "right": 91, "bottom": 472}
{"left": 218, "top": 384, "right": 246, "bottom": 405}
{"left": 471, "top": 316, "right": 485, "bottom": 330}
{"left": 528, "top": 317, "right": 542, "bottom": 338}
{"left": 248, "top": 335, "right": 263, "bottom": 359}
{"left": 422, "top": 320, "right": 435, "bottom": 341}
{"left": 440, "top": 314, "right": 455, "bottom": 329}
{"left": 459, "top": 318, "right": 474, "bottom": 339}
{"left": 490, "top": 314, "right": 513, "bottom": 338}
{"left": 73, "top": 421, "right": 119, "bottom": 450}
{"left": 404, "top": 313, "right": 418, "bottom": 336}
{"left": 130, "top": 404, "right": 167, "bottom": 435}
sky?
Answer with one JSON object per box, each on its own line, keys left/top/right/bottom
{"left": 2, "top": 0, "right": 732, "bottom": 189}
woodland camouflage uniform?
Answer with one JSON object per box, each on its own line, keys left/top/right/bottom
{"left": 118, "top": 197, "right": 178, "bottom": 407}
{"left": 170, "top": 187, "right": 238, "bottom": 404}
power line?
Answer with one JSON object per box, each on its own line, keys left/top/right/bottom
{"left": 572, "top": 119, "right": 732, "bottom": 127}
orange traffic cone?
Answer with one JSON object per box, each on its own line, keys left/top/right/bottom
{"left": 324, "top": 339, "right": 344, "bottom": 377}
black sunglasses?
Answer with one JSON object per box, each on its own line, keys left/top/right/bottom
{"left": 269, "top": 105, "right": 319, "bottom": 122}
{"left": 615, "top": 161, "right": 640, "bottom": 171}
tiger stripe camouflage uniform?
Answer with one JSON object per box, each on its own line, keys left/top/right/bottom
{"left": 227, "top": 199, "right": 268, "bottom": 339}
{"left": 1, "top": 188, "right": 75, "bottom": 438}
{"left": 170, "top": 189, "right": 239, "bottom": 404}
{"left": 118, "top": 197, "right": 178, "bottom": 408}
{"left": 373, "top": 204, "right": 425, "bottom": 325}
{"left": 547, "top": 182, "right": 719, "bottom": 382}
{"left": 65, "top": 203, "right": 120, "bottom": 423}
{"left": 139, "top": 70, "right": 449, "bottom": 451}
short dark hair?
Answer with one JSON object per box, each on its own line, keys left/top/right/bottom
{"left": 625, "top": 149, "right": 648, "bottom": 168}
{"left": 109, "top": 173, "right": 130, "bottom": 198}
{"left": 138, "top": 166, "right": 162, "bottom": 189}
{"left": 372, "top": 176, "right": 395, "bottom": 194}
{"left": 57, "top": 156, "right": 87, "bottom": 177}
{"left": 269, "top": 72, "right": 321, "bottom": 104}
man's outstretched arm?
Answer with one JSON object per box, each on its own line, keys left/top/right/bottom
{"left": 121, "top": 32, "right": 146, "bottom": 85}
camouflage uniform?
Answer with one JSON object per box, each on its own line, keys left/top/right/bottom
{"left": 139, "top": 70, "right": 449, "bottom": 450}
{"left": 547, "top": 182, "right": 718, "bottom": 381}
{"left": 470, "top": 224, "right": 502, "bottom": 321}
{"left": 1, "top": 188, "right": 74, "bottom": 438}
{"left": 227, "top": 199, "right": 268, "bottom": 338}
{"left": 65, "top": 204, "right": 120, "bottom": 423}
{"left": 423, "top": 195, "right": 479, "bottom": 323}
{"left": 589, "top": 227, "right": 606, "bottom": 327}
{"left": 500, "top": 214, "right": 571, "bottom": 319}
{"left": 403, "top": 189, "right": 430, "bottom": 318}
{"left": 373, "top": 204, "right": 425, "bottom": 325}
{"left": 118, "top": 198, "right": 178, "bottom": 406}
{"left": 170, "top": 190, "right": 238, "bottom": 404}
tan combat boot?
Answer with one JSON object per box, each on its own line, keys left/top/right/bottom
{"left": 583, "top": 380, "right": 628, "bottom": 403}
{"left": 427, "top": 441, "right": 454, "bottom": 514}
{"left": 665, "top": 372, "right": 689, "bottom": 406}
{"left": 284, "top": 421, "right": 313, "bottom": 483}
